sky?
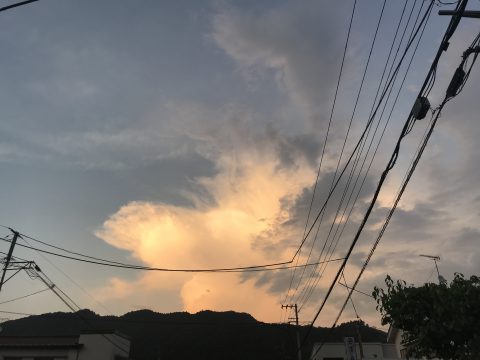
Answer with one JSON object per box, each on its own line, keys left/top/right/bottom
{"left": 0, "top": 0, "right": 480, "bottom": 330}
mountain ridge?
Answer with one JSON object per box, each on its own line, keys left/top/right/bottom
{"left": 0, "top": 309, "right": 387, "bottom": 359}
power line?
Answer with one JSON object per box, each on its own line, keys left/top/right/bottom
{"left": 288, "top": 0, "right": 386, "bottom": 308}
{"left": 0, "top": 229, "right": 291, "bottom": 271}
{"left": 301, "top": 0, "right": 438, "bottom": 346}
{"left": 2, "top": 226, "right": 327, "bottom": 272}
{"left": 289, "top": 0, "right": 437, "bottom": 267}
{"left": 305, "top": 0, "right": 471, "bottom": 352}
{"left": 6, "top": 261, "right": 131, "bottom": 354}
{"left": 295, "top": 0, "right": 424, "bottom": 311}
{"left": 43, "top": 275, "right": 130, "bottom": 354}
{"left": 0, "top": 0, "right": 39, "bottom": 14}
{"left": 303, "top": 0, "right": 429, "bottom": 309}
{"left": 0, "top": 288, "right": 50, "bottom": 305}
{"left": 342, "top": 273, "right": 359, "bottom": 319}
{"left": 337, "top": 28, "right": 480, "bottom": 332}
{"left": 300, "top": 0, "right": 434, "bottom": 313}
{"left": 0, "top": 310, "right": 33, "bottom": 317}
{"left": 0, "top": 235, "right": 343, "bottom": 273}
{"left": 337, "top": 280, "right": 374, "bottom": 299}
{"left": 283, "top": 0, "right": 358, "bottom": 306}
{"left": 20, "top": 237, "right": 115, "bottom": 316}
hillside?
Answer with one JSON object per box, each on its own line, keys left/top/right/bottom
{"left": 0, "top": 309, "right": 386, "bottom": 360}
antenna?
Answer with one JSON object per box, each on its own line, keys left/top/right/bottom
{"left": 419, "top": 254, "right": 441, "bottom": 284}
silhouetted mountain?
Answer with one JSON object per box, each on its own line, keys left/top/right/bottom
{"left": 0, "top": 310, "right": 386, "bottom": 360}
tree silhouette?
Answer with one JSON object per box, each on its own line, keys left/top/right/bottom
{"left": 373, "top": 273, "right": 480, "bottom": 359}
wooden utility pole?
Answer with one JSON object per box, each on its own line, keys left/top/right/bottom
{"left": 282, "top": 304, "right": 301, "bottom": 360}
{"left": 0, "top": 229, "right": 20, "bottom": 293}
{"left": 354, "top": 322, "right": 364, "bottom": 360}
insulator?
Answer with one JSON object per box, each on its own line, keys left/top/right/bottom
{"left": 446, "top": 67, "right": 465, "bottom": 98}
{"left": 411, "top": 96, "right": 430, "bottom": 120}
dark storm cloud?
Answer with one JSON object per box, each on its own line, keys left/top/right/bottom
{"left": 265, "top": 124, "right": 323, "bottom": 168}
{"left": 246, "top": 169, "right": 379, "bottom": 297}
{"left": 211, "top": 0, "right": 352, "bottom": 129}
{"left": 368, "top": 202, "right": 450, "bottom": 242}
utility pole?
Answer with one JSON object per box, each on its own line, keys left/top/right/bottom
{"left": 0, "top": 229, "right": 21, "bottom": 293}
{"left": 282, "top": 304, "right": 301, "bottom": 360}
{"left": 419, "top": 254, "right": 441, "bottom": 284}
{"left": 354, "top": 322, "right": 364, "bottom": 360}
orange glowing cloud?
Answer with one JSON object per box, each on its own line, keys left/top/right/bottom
{"left": 95, "top": 133, "right": 317, "bottom": 322}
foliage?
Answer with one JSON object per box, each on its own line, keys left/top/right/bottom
{"left": 373, "top": 273, "right": 480, "bottom": 359}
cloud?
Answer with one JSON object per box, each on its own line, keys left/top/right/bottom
{"left": 91, "top": 9, "right": 480, "bottom": 328}
{"left": 94, "top": 116, "right": 317, "bottom": 321}
{"left": 211, "top": 1, "right": 350, "bottom": 128}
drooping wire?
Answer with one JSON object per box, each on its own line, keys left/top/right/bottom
{"left": 0, "top": 229, "right": 292, "bottom": 271}
{"left": 299, "top": 0, "right": 429, "bottom": 311}
{"left": 304, "top": 0, "right": 469, "bottom": 352}
{"left": 0, "top": 235, "right": 344, "bottom": 273}
{"left": 289, "top": 0, "right": 436, "bottom": 267}
{"left": 295, "top": 0, "right": 420, "bottom": 311}
{"left": 21, "top": 236, "right": 115, "bottom": 315}
{"left": 283, "top": 0, "right": 358, "bottom": 306}
{"left": 300, "top": 0, "right": 437, "bottom": 348}
{"left": 288, "top": 0, "right": 387, "bottom": 307}
{"left": 0, "top": 288, "right": 50, "bottom": 305}
{"left": 0, "top": 0, "right": 39, "bottom": 13}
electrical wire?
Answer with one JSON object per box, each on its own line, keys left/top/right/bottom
{"left": 301, "top": 0, "right": 456, "bottom": 313}
{"left": 283, "top": 0, "right": 358, "bottom": 306}
{"left": 305, "top": 0, "right": 428, "bottom": 308}
{"left": 0, "top": 235, "right": 344, "bottom": 273}
{"left": 301, "top": 0, "right": 438, "bottom": 348}
{"left": 0, "top": 288, "right": 50, "bottom": 305}
{"left": 21, "top": 237, "right": 115, "bottom": 316}
{"left": 0, "top": 310, "right": 33, "bottom": 316}
{"left": 295, "top": 0, "right": 423, "bottom": 311}
{"left": 337, "top": 280, "right": 374, "bottom": 299}
{"left": 0, "top": 0, "right": 39, "bottom": 13}
{"left": 342, "top": 273, "right": 360, "bottom": 319}
{"left": 289, "top": 0, "right": 437, "bottom": 268}
{"left": 288, "top": 0, "right": 387, "bottom": 307}
{"left": 0, "top": 229, "right": 291, "bottom": 271}
{"left": 305, "top": 1, "right": 471, "bottom": 354}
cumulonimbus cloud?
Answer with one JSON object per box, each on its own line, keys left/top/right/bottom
{"left": 94, "top": 118, "right": 317, "bottom": 321}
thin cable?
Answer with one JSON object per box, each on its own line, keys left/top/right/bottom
{"left": 20, "top": 232, "right": 146, "bottom": 267}
{"left": 21, "top": 237, "right": 115, "bottom": 315}
{"left": 0, "top": 288, "right": 50, "bottom": 305}
{"left": 296, "top": 0, "right": 420, "bottom": 310}
{"left": 290, "top": 0, "right": 386, "bottom": 306}
{"left": 0, "top": 310, "right": 34, "bottom": 316}
{"left": 313, "top": 99, "right": 450, "bottom": 359}
{"left": 337, "top": 280, "right": 374, "bottom": 299}
{"left": 303, "top": 0, "right": 428, "bottom": 309}
{"left": 301, "top": 0, "right": 439, "bottom": 310}
{"left": 32, "top": 268, "right": 129, "bottom": 354}
{"left": 290, "top": 0, "right": 434, "bottom": 265}
{"left": 0, "top": 0, "right": 39, "bottom": 13}
{"left": 283, "top": 0, "right": 358, "bottom": 305}
{"left": 305, "top": 0, "right": 469, "bottom": 352}
{"left": 0, "top": 236, "right": 343, "bottom": 273}
{"left": 301, "top": 1, "right": 437, "bottom": 346}
{"left": 342, "top": 273, "right": 359, "bottom": 319}
{"left": 1, "top": 232, "right": 292, "bottom": 271}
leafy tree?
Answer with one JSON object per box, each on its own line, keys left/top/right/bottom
{"left": 373, "top": 273, "right": 480, "bottom": 359}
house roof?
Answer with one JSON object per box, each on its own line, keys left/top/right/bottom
{"left": 0, "top": 335, "right": 83, "bottom": 349}
{"left": 80, "top": 329, "right": 131, "bottom": 341}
